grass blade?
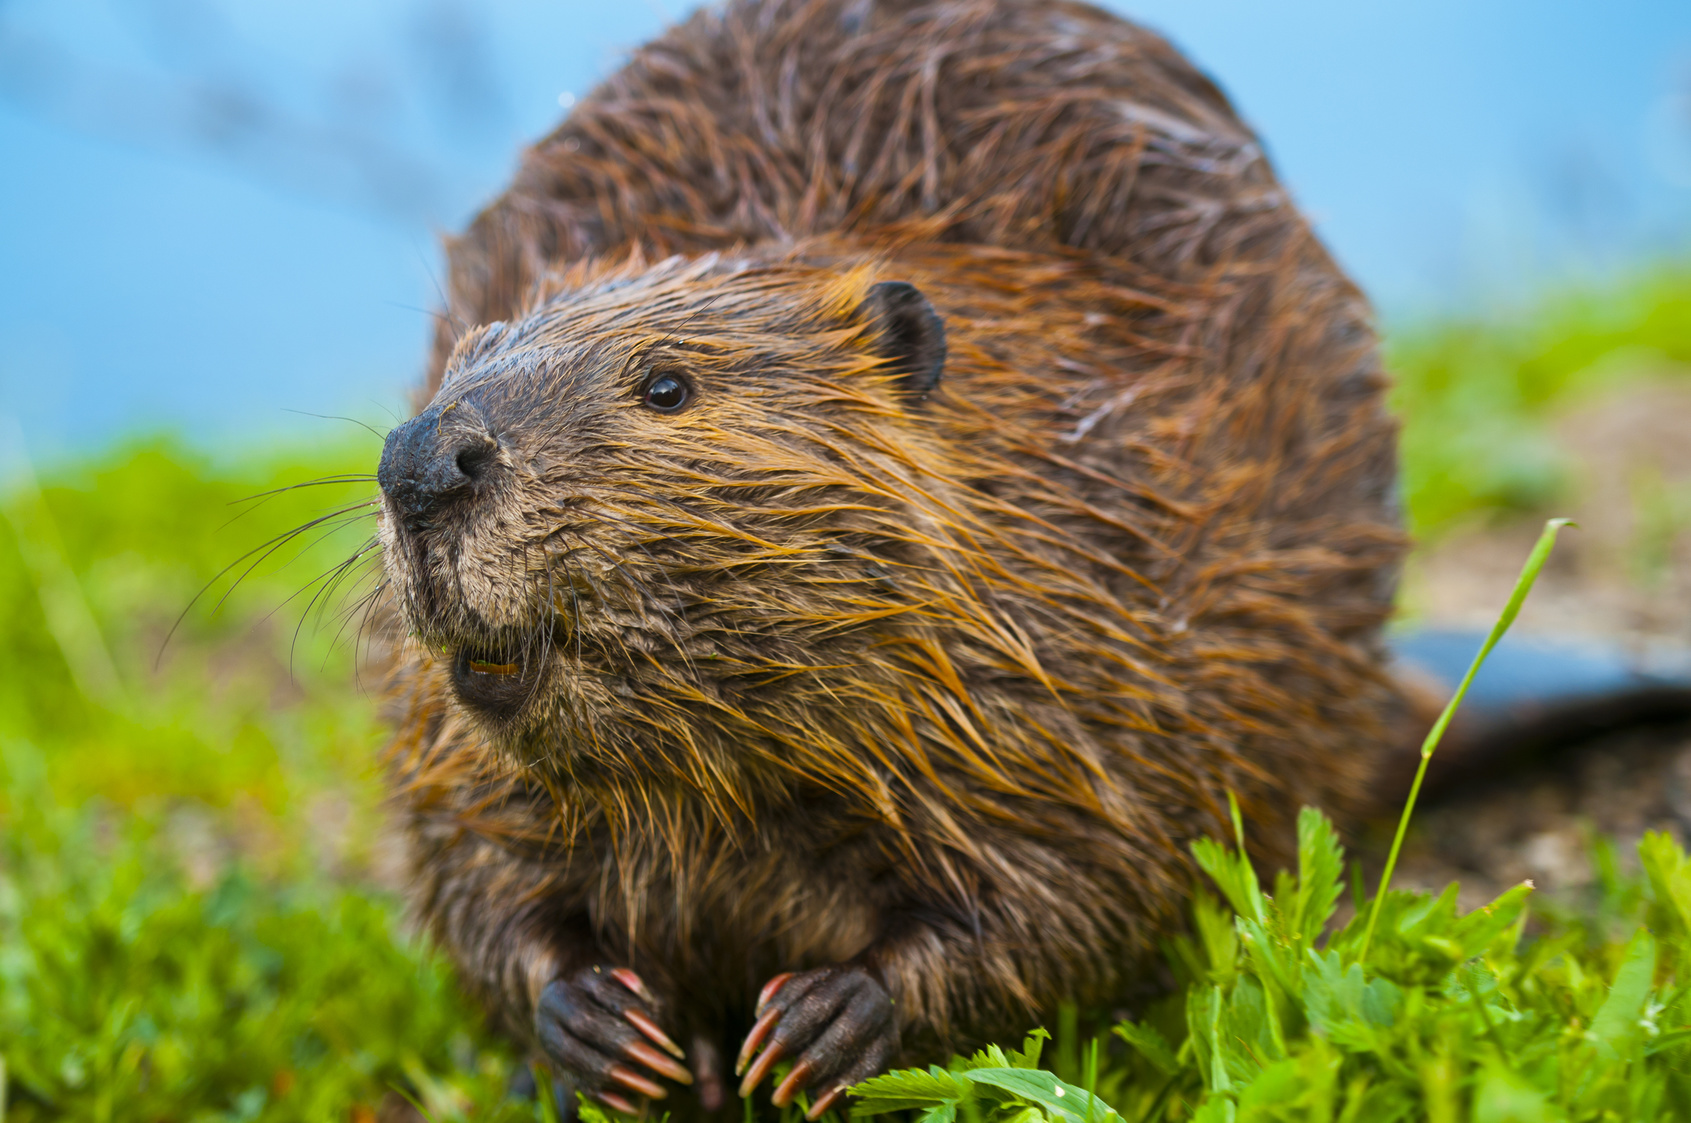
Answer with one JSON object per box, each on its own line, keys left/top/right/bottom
{"left": 1357, "top": 516, "right": 1573, "bottom": 963}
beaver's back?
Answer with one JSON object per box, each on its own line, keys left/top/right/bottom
{"left": 427, "top": 0, "right": 1337, "bottom": 390}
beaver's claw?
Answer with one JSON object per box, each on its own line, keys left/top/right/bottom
{"left": 536, "top": 966, "right": 692, "bottom": 1113}
{"left": 735, "top": 965, "right": 899, "bottom": 1120}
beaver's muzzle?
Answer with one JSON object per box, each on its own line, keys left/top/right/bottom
{"left": 378, "top": 400, "right": 500, "bottom": 532}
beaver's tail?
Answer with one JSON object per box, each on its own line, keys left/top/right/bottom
{"left": 1387, "top": 630, "right": 1691, "bottom": 800}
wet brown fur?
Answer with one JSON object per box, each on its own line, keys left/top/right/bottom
{"left": 380, "top": 0, "right": 1404, "bottom": 1102}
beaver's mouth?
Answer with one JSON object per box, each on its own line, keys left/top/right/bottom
{"left": 449, "top": 640, "right": 547, "bottom": 722}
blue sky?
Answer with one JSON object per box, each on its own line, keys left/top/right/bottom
{"left": 2, "top": 0, "right": 1689, "bottom": 462}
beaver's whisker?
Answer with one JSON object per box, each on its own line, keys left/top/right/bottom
{"left": 221, "top": 480, "right": 379, "bottom": 532}
{"left": 414, "top": 248, "right": 468, "bottom": 341}
{"left": 516, "top": 541, "right": 544, "bottom": 659}
{"left": 317, "top": 542, "right": 385, "bottom": 646}
{"left": 158, "top": 502, "right": 381, "bottom": 666}
{"left": 221, "top": 505, "right": 380, "bottom": 615}
{"left": 270, "top": 511, "right": 382, "bottom": 587}
{"left": 278, "top": 408, "right": 391, "bottom": 442}
{"left": 348, "top": 577, "right": 395, "bottom": 693}
{"left": 306, "top": 544, "right": 375, "bottom": 630}
{"left": 325, "top": 562, "right": 387, "bottom": 673}
{"left": 307, "top": 567, "right": 381, "bottom": 676}
{"left": 230, "top": 476, "right": 381, "bottom": 504}
{"left": 282, "top": 539, "right": 383, "bottom": 673}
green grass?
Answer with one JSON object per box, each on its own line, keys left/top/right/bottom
{"left": 3, "top": 262, "right": 1691, "bottom": 1120}
{"left": 1390, "top": 264, "right": 1691, "bottom": 537}
{"left": 0, "top": 438, "right": 538, "bottom": 1118}
{"left": 0, "top": 761, "right": 520, "bottom": 1120}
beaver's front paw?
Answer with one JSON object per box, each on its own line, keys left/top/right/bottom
{"left": 736, "top": 965, "right": 899, "bottom": 1120}
{"left": 536, "top": 965, "right": 693, "bottom": 1113}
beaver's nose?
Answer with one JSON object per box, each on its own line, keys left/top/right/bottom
{"left": 378, "top": 403, "right": 500, "bottom": 528}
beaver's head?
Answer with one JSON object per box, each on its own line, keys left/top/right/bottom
{"left": 377, "top": 252, "right": 955, "bottom": 775}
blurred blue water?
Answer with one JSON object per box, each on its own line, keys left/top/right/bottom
{"left": 1, "top": 0, "right": 1689, "bottom": 463}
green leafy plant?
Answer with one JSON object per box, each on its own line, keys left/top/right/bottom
{"left": 853, "top": 1032, "right": 1114, "bottom": 1123}
{"left": 853, "top": 805, "right": 1691, "bottom": 1122}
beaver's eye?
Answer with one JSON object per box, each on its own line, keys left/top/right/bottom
{"left": 642, "top": 373, "right": 692, "bottom": 413}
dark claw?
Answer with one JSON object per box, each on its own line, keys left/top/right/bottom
{"left": 757, "top": 971, "right": 795, "bottom": 1014}
{"left": 626, "top": 1009, "right": 686, "bottom": 1059}
{"left": 738, "top": 1039, "right": 786, "bottom": 1097}
{"left": 807, "top": 1082, "right": 852, "bottom": 1120}
{"left": 771, "top": 1058, "right": 816, "bottom": 1107}
{"left": 609, "top": 1064, "right": 666, "bottom": 1099}
{"left": 627, "top": 1040, "right": 693, "bottom": 1084}
{"left": 736, "top": 1007, "right": 782, "bottom": 1075}
{"left": 536, "top": 965, "right": 691, "bottom": 1106}
{"left": 737, "top": 964, "right": 899, "bottom": 1115}
{"left": 592, "top": 1091, "right": 639, "bottom": 1115}
{"left": 612, "top": 968, "right": 657, "bottom": 1004}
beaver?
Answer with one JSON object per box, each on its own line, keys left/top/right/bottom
{"left": 374, "top": 0, "right": 1403, "bottom": 1116}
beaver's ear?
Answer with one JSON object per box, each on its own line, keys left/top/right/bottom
{"left": 859, "top": 281, "right": 946, "bottom": 401}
